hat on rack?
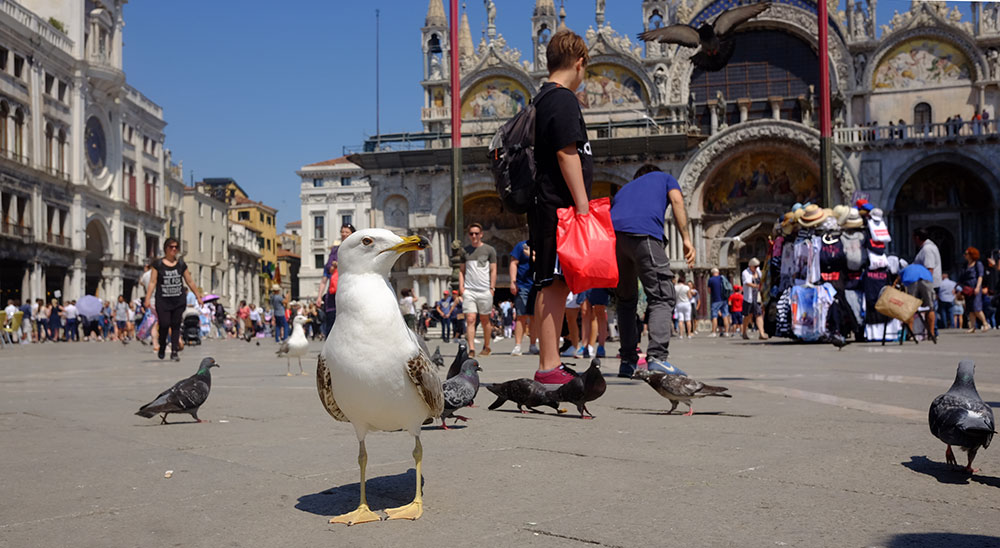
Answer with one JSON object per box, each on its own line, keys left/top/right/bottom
{"left": 792, "top": 202, "right": 804, "bottom": 212}
{"left": 842, "top": 207, "right": 864, "bottom": 229}
{"left": 833, "top": 204, "right": 850, "bottom": 225}
{"left": 780, "top": 212, "right": 796, "bottom": 235}
{"left": 793, "top": 208, "right": 806, "bottom": 222}
{"left": 856, "top": 199, "right": 874, "bottom": 214}
{"left": 798, "top": 204, "right": 828, "bottom": 227}
{"left": 870, "top": 207, "right": 885, "bottom": 222}
{"left": 820, "top": 216, "right": 840, "bottom": 232}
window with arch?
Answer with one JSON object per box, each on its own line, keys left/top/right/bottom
{"left": 13, "top": 107, "right": 24, "bottom": 160}
{"left": 426, "top": 34, "right": 443, "bottom": 80}
{"left": 649, "top": 10, "right": 664, "bottom": 30}
{"left": 57, "top": 128, "right": 67, "bottom": 176}
{"left": 45, "top": 123, "right": 54, "bottom": 170}
{"left": 0, "top": 101, "right": 8, "bottom": 152}
{"left": 914, "top": 102, "right": 932, "bottom": 127}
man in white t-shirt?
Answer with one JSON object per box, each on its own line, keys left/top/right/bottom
{"left": 740, "top": 258, "right": 768, "bottom": 340}
{"left": 63, "top": 300, "right": 80, "bottom": 341}
{"left": 459, "top": 222, "right": 497, "bottom": 357}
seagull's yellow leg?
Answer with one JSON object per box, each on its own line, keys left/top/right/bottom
{"left": 330, "top": 439, "right": 382, "bottom": 525}
{"left": 384, "top": 436, "right": 424, "bottom": 521}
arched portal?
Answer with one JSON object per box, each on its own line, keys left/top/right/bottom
{"left": 701, "top": 145, "right": 820, "bottom": 215}
{"left": 446, "top": 191, "right": 527, "bottom": 298}
{"left": 85, "top": 220, "right": 108, "bottom": 296}
{"left": 891, "top": 162, "right": 997, "bottom": 273}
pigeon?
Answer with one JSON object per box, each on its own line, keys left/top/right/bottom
{"left": 446, "top": 341, "right": 469, "bottom": 380}
{"left": 316, "top": 229, "right": 443, "bottom": 525}
{"left": 638, "top": 3, "right": 770, "bottom": 72}
{"left": 546, "top": 359, "right": 607, "bottom": 419}
{"left": 632, "top": 369, "right": 731, "bottom": 415}
{"left": 484, "top": 378, "right": 565, "bottom": 414}
{"left": 439, "top": 359, "right": 482, "bottom": 428}
{"left": 430, "top": 346, "right": 444, "bottom": 368}
{"left": 276, "top": 315, "right": 310, "bottom": 376}
{"left": 136, "top": 357, "right": 219, "bottom": 424}
{"left": 929, "top": 360, "right": 995, "bottom": 474}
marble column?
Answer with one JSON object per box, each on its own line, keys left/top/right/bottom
{"left": 769, "top": 97, "right": 783, "bottom": 120}
{"left": 737, "top": 99, "right": 751, "bottom": 123}
{"left": 708, "top": 100, "right": 719, "bottom": 134}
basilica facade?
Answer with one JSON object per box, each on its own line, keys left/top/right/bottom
{"left": 349, "top": 0, "right": 1000, "bottom": 308}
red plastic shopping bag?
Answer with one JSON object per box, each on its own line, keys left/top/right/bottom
{"left": 556, "top": 197, "right": 619, "bottom": 293}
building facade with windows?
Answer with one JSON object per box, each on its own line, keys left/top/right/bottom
{"left": 228, "top": 196, "right": 277, "bottom": 302}
{"left": 181, "top": 185, "right": 228, "bottom": 305}
{"left": 347, "top": 0, "right": 999, "bottom": 308}
{"left": 296, "top": 156, "right": 371, "bottom": 301}
{"left": 0, "top": 0, "right": 173, "bottom": 304}
{"left": 227, "top": 220, "right": 261, "bottom": 309}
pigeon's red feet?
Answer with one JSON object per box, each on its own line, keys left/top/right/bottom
{"left": 964, "top": 465, "right": 979, "bottom": 474}
{"left": 683, "top": 408, "right": 695, "bottom": 416}
{"left": 580, "top": 415, "right": 594, "bottom": 420}
{"left": 467, "top": 404, "right": 477, "bottom": 408}
{"left": 453, "top": 415, "right": 469, "bottom": 422}
{"left": 945, "top": 445, "right": 956, "bottom": 466}
{"left": 440, "top": 420, "right": 450, "bottom": 430}
{"left": 520, "top": 409, "right": 530, "bottom": 414}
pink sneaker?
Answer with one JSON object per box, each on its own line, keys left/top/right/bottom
{"left": 534, "top": 364, "right": 577, "bottom": 386}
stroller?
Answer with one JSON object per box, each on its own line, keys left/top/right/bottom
{"left": 182, "top": 307, "right": 202, "bottom": 346}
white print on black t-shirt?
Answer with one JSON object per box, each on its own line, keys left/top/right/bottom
{"left": 581, "top": 142, "right": 592, "bottom": 155}
{"left": 160, "top": 267, "right": 183, "bottom": 299}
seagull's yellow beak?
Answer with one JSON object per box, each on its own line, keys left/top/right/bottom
{"left": 383, "top": 235, "right": 430, "bottom": 255}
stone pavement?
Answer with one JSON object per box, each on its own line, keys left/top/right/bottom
{"left": 1, "top": 330, "right": 999, "bottom": 548}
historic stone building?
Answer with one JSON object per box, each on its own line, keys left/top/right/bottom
{"left": 0, "top": 0, "right": 175, "bottom": 304}
{"left": 296, "top": 156, "right": 372, "bottom": 301}
{"left": 347, "top": 0, "right": 998, "bottom": 307}
{"left": 181, "top": 185, "right": 228, "bottom": 304}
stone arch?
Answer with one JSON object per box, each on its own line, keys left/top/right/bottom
{"left": 580, "top": 58, "right": 653, "bottom": 112}
{"left": 460, "top": 66, "right": 535, "bottom": 98}
{"left": 864, "top": 27, "right": 986, "bottom": 91}
{"left": 680, "top": 120, "right": 856, "bottom": 217}
{"left": 85, "top": 216, "right": 111, "bottom": 296}
{"left": 459, "top": 75, "right": 532, "bottom": 121}
{"left": 883, "top": 150, "right": 1000, "bottom": 209}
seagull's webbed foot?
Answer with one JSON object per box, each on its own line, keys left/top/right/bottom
{"left": 384, "top": 501, "right": 423, "bottom": 521}
{"left": 330, "top": 504, "right": 381, "bottom": 526}
{"left": 945, "top": 445, "right": 956, "bottom": 466}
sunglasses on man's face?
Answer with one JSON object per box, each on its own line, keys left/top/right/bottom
{"left": 167, "top": 245, "right": 179, "bottom": 250}
{"left": 469, "top": 232, "right": 481, "bottom": 236}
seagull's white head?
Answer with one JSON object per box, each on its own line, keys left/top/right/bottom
{"left": 338, "top": 228, "right": 429, "bottom": 276}
{"left": 292, "top": 314, "right": 308, "bottom": 325}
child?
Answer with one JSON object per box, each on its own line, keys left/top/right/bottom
{"left": 728, "top": 285, "right": 744, "bottom": 335}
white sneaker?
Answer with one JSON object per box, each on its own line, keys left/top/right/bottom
{"left": 709, "top": 333, "right": 717, "bottom": 337}
{"left": 510, "top": 345, "right": 522, "bottom": 356}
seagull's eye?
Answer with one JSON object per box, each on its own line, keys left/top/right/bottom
{"left": 361, "top": 237, "right": 374, "bottom": 246}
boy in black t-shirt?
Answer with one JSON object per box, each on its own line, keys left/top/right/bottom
{"left": 529, "top": 29, "right": 593, "bottom": 386}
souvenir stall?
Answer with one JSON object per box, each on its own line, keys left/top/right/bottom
{"left": 763, "top": 200, "right": 908, "bottom": 344}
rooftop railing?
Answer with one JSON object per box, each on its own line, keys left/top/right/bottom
{"left": 834, "top": 119, "right": 999, "bottom": 145}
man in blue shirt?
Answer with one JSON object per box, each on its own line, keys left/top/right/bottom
{"left": 434, "top": 291, "right": 454, "bottom": 343}
{"left": 611, "top": 164, "right": 695, "bottom": 378}
{"left": 707, "top": 268, "right": 731, "bottom": 337}
{"left": 509, "top": 240, "right": 538, "bottom": 356}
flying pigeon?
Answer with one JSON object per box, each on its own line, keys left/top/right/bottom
{"left": 929, "top": 360, "right": 995, "bottom": 474}
{"left": 277, "top": 315, "right": 310, "bottom": 375}
{"left": 546, "top": 359, "right": 607, "bottom": 419}
{"left": 430, "top": 346, "right": 444, "bottom": 368}
{"left": 439, "top": 359, "right": 482, "bottom": 429}
{"left": 484, "top": 378, "right": 565, "bottom": 414}
{"left": 632, "top": 369, "right": 731, "bottom": 415}
{"left": 316, "top": 229, "right": 443, "bottom": 525}
{"left": 446, "top": 341, "right": 470, "bottom": 380}
{"left": 638, "top": 3, "right": 770, "bottom": 71}
{"left": 136, "top": 357, "right": 219, "bottom": 424}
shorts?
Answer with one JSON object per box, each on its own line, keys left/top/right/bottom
{"left": 905, "top": 280, "right": 935, "bottom": 308}
{"left": 580, "top": 288, "right": 610, "bottom": 307}
{"left": 675, "top": 301, "right": 692, "bottom": 321}
{"left": 731, "top": 311, "right": 743, "bottom": 324}
{"left": 528, "top": 203, "right": 561, "bottom": 288}
{"left": 710, "top": 301, "right": 730, "bottom": 317}
{"left": 514, "top": 286, "right": 532, "bottom": 316}
{"left": 116, "top": 321, "right": 126, "bottom": 330}
{"left": 463, "top": 290, "right": 493, "bottom": 316}
{"left": 743, "top": 301, "right": 762, "bottom": 317}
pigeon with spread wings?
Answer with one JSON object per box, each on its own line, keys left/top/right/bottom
{"left": 638, "top": 3, "right": 770, "bottom": 71}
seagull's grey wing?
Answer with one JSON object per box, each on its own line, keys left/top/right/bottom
{"left": 406, "top": 352, "right": 445, "bottom": 417}
{"left": 713, "top": 3, "right": 770, "bottom": 36}
{"left": 638, "top": 24, "right": 701, "bottom": 47}
{"left": 316, "top": 355, "right": 348, "bottom": 422}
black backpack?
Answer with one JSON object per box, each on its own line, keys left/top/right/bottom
{"left": 488, "top": 85, "right": 560, "bottom": 214}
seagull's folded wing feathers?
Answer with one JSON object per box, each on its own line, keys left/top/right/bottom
{"left": 316, "top": 355, "right": 349, "bottom": 422}
{"left": 713, "top": 3, "right": 769, "bottom": 36}
{"left": 638, "top": 24, "right": 700, "bottom": 47}
{"left": 407, "top": 353, "right": 445, "bottom": 417}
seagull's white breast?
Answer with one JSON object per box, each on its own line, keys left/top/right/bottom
{"left": 286, "top": 323, "right": 309, "bottom": 357}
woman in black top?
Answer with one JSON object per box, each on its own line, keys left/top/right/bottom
{"left": 144, "top": 238, "right": 202, "bottom": 361}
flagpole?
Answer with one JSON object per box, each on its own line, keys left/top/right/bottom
{"left": 818, "top": 0, "right": 834, "bottom": 206}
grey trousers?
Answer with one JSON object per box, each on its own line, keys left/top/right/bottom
{"left": 615, "top": 233, "right": 676, "bottom": 363}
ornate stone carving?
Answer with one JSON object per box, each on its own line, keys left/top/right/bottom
{"left": 864, "top": 26, "right": 986, "bottom": 87}
{"left": 678, "top": 120, "right": 857, "bottom": 209}
{"left": 859, "top": 159, "right": 882, "bottom": 190}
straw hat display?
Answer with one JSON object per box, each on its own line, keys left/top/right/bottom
{"left": 798, "top": 204, "right": 828, "bottom": 227}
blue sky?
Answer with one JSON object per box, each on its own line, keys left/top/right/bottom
{"left": 122, "top": 0, "right": 966, "bottom": 229}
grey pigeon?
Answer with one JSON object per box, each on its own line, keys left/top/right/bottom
{"left": 638, "top": 3, "right": 770, "bottom": 71}
{"left": 136, "top": 357, "right": 219, "bottom": 424}
{"left": 439, "top": 359, "right": 481, "bottom": 429}
{"left": 546, "top": 359, "right": 607, "bottom": 419}
{"left": 484, "top": 378, "right": 564, "bottom": 414}
{"left": 431, "top": 346, "right": 444, "bottom": 368}
{"left": 446, "top": 341, "right": 469, "bottom": 380}
{"left": 929, "top": 360, "right": 995, "bottom": 473}
{"left": 633, "top": 369, "right": 731, "bottom": 416}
